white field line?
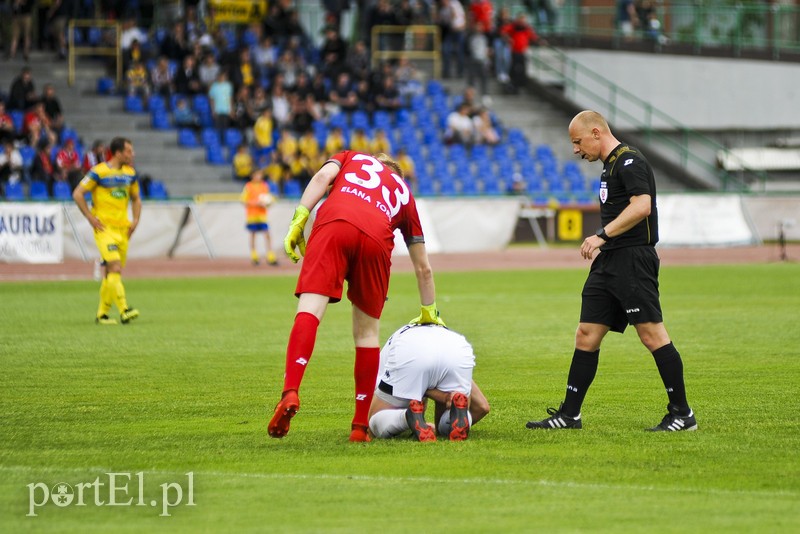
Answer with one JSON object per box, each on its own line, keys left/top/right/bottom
{"left": 1, "top": 465, "right": 797, "bottom": 499}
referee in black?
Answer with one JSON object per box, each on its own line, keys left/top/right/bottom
{"left": 526, "top": 110, "right": 697, "bottom": 432}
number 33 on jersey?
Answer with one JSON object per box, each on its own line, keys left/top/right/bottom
{"left": 315, "top": 151, "right": 425, "bottom": 249}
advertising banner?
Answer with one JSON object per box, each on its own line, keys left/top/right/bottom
{"left": 0, "top": 203, "right": 64, "bottom": 264}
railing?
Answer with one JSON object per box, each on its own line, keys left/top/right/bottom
{"left": 370, "top": 25, "right": 441, "bottom": 78}
{"left": 527, "top": 46, "right": 771, "bottom": 191}
{"left": 67, "top": 20, "right": 122, "bottom": 87}
{"left": 499, "top": 1, "right": 800, "bottom": 60}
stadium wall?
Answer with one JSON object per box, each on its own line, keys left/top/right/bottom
{"left": 1, "top": 195, "right": 797, "bottom": 264}
{"left": 565, "top": 50, "right": 800, "bottom": 130}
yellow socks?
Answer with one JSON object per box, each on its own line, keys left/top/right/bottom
{"left": 105, "top": 272, "right": 129, "bottom": 312}
{"left": 96, "top": 278, "right": 112, "bottom": 318}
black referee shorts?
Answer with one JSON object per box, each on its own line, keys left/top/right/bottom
{"left": 580, "top": 246, "right": 663, "bottom": 333}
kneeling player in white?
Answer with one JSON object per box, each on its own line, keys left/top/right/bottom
{"left": 368, "top": 323, "right": 490, "bottom": 441}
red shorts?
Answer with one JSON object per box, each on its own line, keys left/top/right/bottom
{"left": 295, "top": 220, "right": 392, "bottom": 318}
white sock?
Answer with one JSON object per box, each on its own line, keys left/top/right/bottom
{"left": 438, "top": 411, "right": 473, "bottom": 436}
{"left": 369, "top": 409, "right": 409, "bottom": 438}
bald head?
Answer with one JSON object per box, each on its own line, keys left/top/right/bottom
{"left": 568, "top": 110, "right": 617, "bottom": 162}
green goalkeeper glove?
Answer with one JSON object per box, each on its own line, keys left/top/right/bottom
{"left": 410, "top": 303, "right": 446, "bottom": 326}
{"left": 284, "top": 205, "right": 310, "bottom": 263}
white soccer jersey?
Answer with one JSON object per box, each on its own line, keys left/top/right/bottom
{"left": 376, "top": 324, "right": 475, "bottom": 404}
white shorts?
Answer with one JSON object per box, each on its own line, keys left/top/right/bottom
{"left": 375, "top": 324, "right": 475, "bottom": 406}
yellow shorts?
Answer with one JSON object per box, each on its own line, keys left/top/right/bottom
{"left": 94, "top": 225, "right": 130, "bottom": 267}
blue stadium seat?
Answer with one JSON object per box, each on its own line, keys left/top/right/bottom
{"left": 19, "top": 145, "right": 35, "bottom": 169}
{"left": 206, "top": 145, "right": 226, "bottom": 165}
{"left": 10, "top": 111, "right": 24, "bottom": 133}
{"left": 4, "top": 181, "right": 25, "bottom": 201}
{"left": 96, "top": 77, "right": 115, "bottom": 95}
{"left": 53, "top": 181, "right": 73, "bottom": 201}
{"left": 224, "top": 128, "right": 243, "bottom": 150}
{"left": 152, "top": 110, "right": 170, "bottom": 130}
{"left": 87, "top": 27, "right": 102, "bottom": 46}
{"left": 125, "top": 95, "right": 145, "bottom": 113}
{"left": 283, "top": 179, "right": 302, "bottom": 198}
{"left": 148, "top": 95, "right": 166, "bottom": 112}
{"left": 178, "top": 128, "right": 198, "bottom": 148}
{"left": 148, "top": 180, "right": 168, "bottom": 199}
{"left": 201, "top": 128, "right": 219, "bottom": 147}
{"left": 29, "top": 180, "right": 49, "bottom": 201}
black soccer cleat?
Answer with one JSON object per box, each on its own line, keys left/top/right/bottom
{"left": 405, "top": 400, "right": 436, "bottom": 441}
{"left": 526, "top": 404, "right": 582, "bottom": 429}
{"left": 448, "top": 392, "right": 470, "bottom": 441}
{"left": 647, "top": 404, "right": 698, "bottom": 432}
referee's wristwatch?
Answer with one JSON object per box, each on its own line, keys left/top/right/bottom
{"left": 595, "top": 227, "right": 610, "bottom": 241}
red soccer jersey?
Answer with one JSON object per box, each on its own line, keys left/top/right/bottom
{"left": 56, "top": 148, "right": 80, "bottom": 170}
{"left": 314, "top": 151, "right": 424, "bottom": 250}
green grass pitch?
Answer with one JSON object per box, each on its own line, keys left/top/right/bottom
{"left": 1, "top": 262, "right": 799, "bottom": 532}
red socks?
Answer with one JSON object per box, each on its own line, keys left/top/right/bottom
{"left": 353, "top": 346, "right": 379, "bottom": 428}
{"left": 282, "top": 312, "right": 320, "bottom": 393}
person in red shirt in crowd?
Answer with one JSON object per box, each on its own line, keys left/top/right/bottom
{"left": 55, "top": 138, "right": 83, "bottom": 190}
{"left": 23, "top": 100, "right": 57, "bottom": 147}
{"left": 83, "top": 140, "right": 109, "bottom": 173}
{"left": 500, "top": 13, "right": 546, "bottom": 91}
{"left": 470, "top": 0, "right": 494, "bottom": 34}
{"left": 268, "top": 151, "right": 444, "bottom": 442}
{"left": 0, "top": 101, "right": 15, "bottom": 145}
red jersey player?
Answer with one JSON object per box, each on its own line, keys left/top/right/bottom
{"left": 268, "top": 151, "right": 444, "bottom": 442}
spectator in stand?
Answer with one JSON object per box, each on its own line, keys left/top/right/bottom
{"left": 160, "top": 20, "right": 189, "bottom": 62}
{"left": 277, "top": 127, "right": 299, "bottom": 169}
{"left": 438, "top": 0, "right": 467, "bottom": 79}
{"left": 298, "top": 129, "right": 320, "bottom": 165}
{"left": 276, "top": 49, "right": 303, "bottom": 88}
{"left": 263, "top": 0, "right": 296, "bottom": 49}
{"left": 493, "top": 6, "right": 513, "bottom": 84}
{"left": 346, "top": 40, "right": 371, "bottom": 83}
{"left": 470, "top": 0, "right": 494, "bottom": 35}
{"left": 232, "top": 86, "right": 256, "bottom": 133}
{"left": 395, "top": 57, "right": 425, "bottom": 103}
{"left": 319, "top": 25, "right": 348, "bottom": 73}
{"left": 466, "top": 14, "right": 491, "bottom": 97}
{"left": 366, "top": 0, "right": 396, "bottom": 51}
{"left": 120, "top": 17, "right": 148, "bottom": 56}
{"left": 253, "top": 107, "right": 275, "bottom": 151}
{"left": 310, "top": 72, "right": 330, "bottom": 109}
{"left": 83, "top": 140, "right": 108, "bottom": 173}
{"left": 123, "top": 38, "right": 145, "bottom": 72}
{"left": 288, "top": 97, "right": 317, "bottom": 136}
{"left": 473, "top": 107, "right": 500, "bottom": 145}
{"left": 0, "top": 101, "right": 16, "bottom": 145}
{"left": 55, "top": 137, "right": 83, "bottom": 190}
{"left": 231, "top": 47, "right": 258, "bottom": 93}
{"left": 41, "top": 84, "right": 64, "bottom": 137}
{"left": 250, "top": 86, "right": 271, "bottom": 116}
{"left": 370, "top": 128, "right": 392, "bottom": 155}
{"left": 232, "top": 142, "right": 254, "bottom": 181}
{"left": 617, "top": 0, "right": 638, "bottom": 41}
{"left": 324, "top": 126, "right": 346, "bottom": 158}
{"left": 8, "top": 67, "right": 37, "bottom": 112}
{"left": 172, "top": 97, "right": 200, "bottom": 129}
{"left": 501, "top": 13, "right": 545, "bottom": 91}
{"left": 0, "top": 140, "right": 24, "bottom": 194}
{"left": 31, "top": 138, "right": 56, "bottom": 194}
{"left": 150, "top": 56, "right": 175, "bottom": 98}
{"left": 198, "top": 53, "right": 221, "bottom": 92}
{"left": 374, "top": 75, "right": 402, "bottom": 113}
{"left": 354, "top": 79, "right": 375, "bottom": 115}
{"left": 126, "top": 60, "right": 151, "bottom": 99}
{"left": 396, "top": 147, "right": 417, "bottom": 190}
{"left": 445, "top": 102, "right": 476, "bottom": 146}
{"left": 261, "top": 149, "right": 287, "bottom": 195}
{"left": 290, "top": 71, "right": 314, "bottom": 101}
{"left": 208, "top": 70, "right": 234, "bottom": 135}
{"left": 328, "top": 72, "right": 359, "bottom": 114}
{"left": 460, "top": 85, "right": 481, "bottom": 116}
{"left": 349, "top": 128, "right": 371, "bottom": 153}
{"left": 8, "top": 0, "right": 35, "bottom": 61}
{"left": 270, "top": 80, "right": 291, "bottom": 128}
{"left": 174, "top": 55, "right": 203, "bottom": 95}
{"left": 253, "top": 35, "right": 279, "bottom": 81}
{"left": 47, "top": 0, "right": 73, "bottom": 60}
{"left": 24, "top": 101, "right": 57, "bottom": 147}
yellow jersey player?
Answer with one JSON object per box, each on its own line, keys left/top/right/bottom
{"left": 72, "top": 137, "right": 142, "bottom": 325}
{"left": 241, "top": 169, "right": 277, "bottom": 266}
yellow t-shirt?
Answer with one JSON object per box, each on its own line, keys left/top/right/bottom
{"left": 349, "top": 132, "right": 371, "bottom": 153}
{"left": 298, "top": 135, "right": 319, "bottom": 160}
{"left": 79, "top": 162, "right": 139, "bottom": 227}
{"left": 254, "top": 116, "right": 274, "bottom": 148}
{"left": 371, "top": 136, "right": 391, "bottom": 155}
{"left": 233, "top": 151, "right": 253, "bottom": 179}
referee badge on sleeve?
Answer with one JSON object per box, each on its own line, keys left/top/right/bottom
{"left": 599, "top": 181, "right": 608, "bottom": 203}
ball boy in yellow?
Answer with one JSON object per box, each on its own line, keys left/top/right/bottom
{"left": 73, "top": 137, "right": 142, "bottom": 325}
